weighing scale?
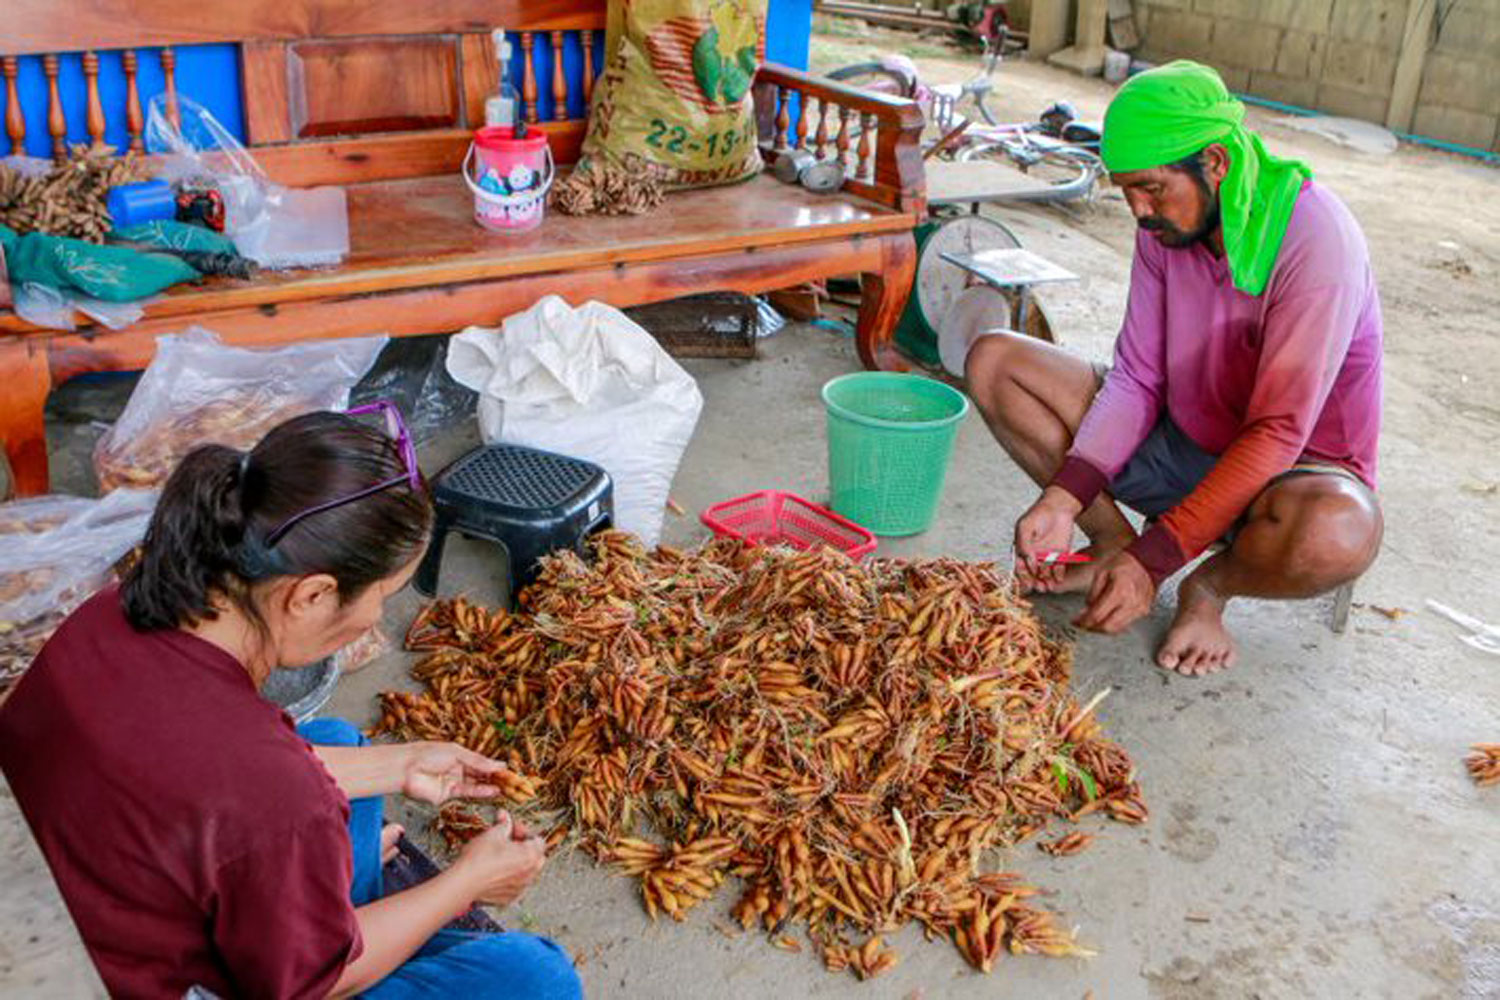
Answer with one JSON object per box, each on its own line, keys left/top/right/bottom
{"left": 892, "top": 215, "right": 1063, "bottom": 367}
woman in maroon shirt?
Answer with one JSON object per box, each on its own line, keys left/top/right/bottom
{"left": 0, "top": 408, "right": 582, "bottom": 999}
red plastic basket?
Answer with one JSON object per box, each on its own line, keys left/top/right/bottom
{"left": 700, "top": 490, "right": 877, "bottom": 559}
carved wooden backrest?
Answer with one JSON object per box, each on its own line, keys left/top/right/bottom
{"left": 2, "top": 0, "right": 606, "bottom": 184}
{"left": 3, "top": 1, "right": 924, "bottom": 209}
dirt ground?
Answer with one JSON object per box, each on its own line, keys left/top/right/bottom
{"left": 4, "top": 22, "right": 1500, "bottom": 1000}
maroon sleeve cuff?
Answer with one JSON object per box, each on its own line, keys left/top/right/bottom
{"left": 1127, "top": 524, "right": 1188, "bottom": 585}
{"left": 1048, "top": 455, "right": 1110, "bottom": 510}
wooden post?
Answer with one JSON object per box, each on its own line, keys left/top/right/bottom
{"left": 43, "top": 54, "right": 66, "bottom": 161}
{"left": 160, "top": 47, "right": 181, "bottom": 130}
{"left": 815, "top": 97, "right": 830, "bottom": 159}
{"left": 581, "top": 30, "right": 596, "bottom": 104}
{"left": 856, "top": 234, "right": 917, "bottom": 372}
{"left": 123, "top": 51, "right": 144, "bottom": 152}
{"left": 0, "top": 340, "right": 54, "bottom": 499}
{"left": 795, "top": 91, "right": 809, "bottom": 149}
{"left": 835, "top": 106, "right": 852, "bottom": 169}
{"left": 83, "top": 51, "right": 106, "bottom": 151}
{"left": 857, "top": 112, "right": 873, "bottom": 180}
{"left": 551, "top": 32, "right": 567, "bottom": 121}
{"left": 774, "top": 86, "right": 790, "bottom": 151}
{"left": 1387, "top": 0, "right": 1437, "bottom": 133}
{"left": 2, "top": 57, "right": 23, "bottom": 157}
{"left": 520, "top": 32, "right": 539, "bottom": 123}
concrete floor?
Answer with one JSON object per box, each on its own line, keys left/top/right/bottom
{"left": 12, "top": 322, "right": 1497, "bottom": 1000}
{"left": 349, "top": 333, "right": 1497, "bottom": 1000}
{"left": 4, "top": 46, "right": 1500, "bottom": 1000}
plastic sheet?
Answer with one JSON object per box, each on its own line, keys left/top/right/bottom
{"left": 0, "top": 489, "right": 159, "bottom": 692}
{"left": 146, "top": 95, "right": 349, "bottom": 268}
{"left": 350, "top": 336, "right": 478, "bottom": 447}
{"left": 93, "top": 327, "right": 388, "bottom": 492}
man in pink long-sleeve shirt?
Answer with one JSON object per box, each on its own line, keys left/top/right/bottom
{"left": 967, "top": 62, "right": 1383, "bottom": 675}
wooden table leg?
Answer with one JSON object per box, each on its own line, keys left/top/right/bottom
{"left": 856, "top": 232, "right": 916, "bottom": 372}
{"left": 0, "top": 340, "right": 53, "bottom": 498}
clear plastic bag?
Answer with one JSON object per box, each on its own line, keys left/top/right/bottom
{"left": 11, "top": 282, "right": 76, "bottom": 331}
{"left": 0, "top": 488, "right": 158, "bottom": 692}
{"left": 93, "top": 327, "right": 388, "bottom": 492}
{"left": 0, "top": 495, "right": 99, "bottom": 536}
{"left": 12, "top": 281, "right": 147, "bottom": 332}
{"left": 233, "top": 185, "right": 349, "bottom": 270}
{"left": 145, "top": 95, "right": 349, "bottom": 269}
{"left": 146, "top": 95, "right": 271, "bottom": 237}
{"left": 330, "top": 625, "right": 391, "bottom": 674}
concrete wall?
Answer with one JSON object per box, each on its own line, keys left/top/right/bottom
{"left": 1133, "top": 0, "right": 1500, "bottom": 153}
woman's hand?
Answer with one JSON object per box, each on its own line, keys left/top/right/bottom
{"left": 332, "top": 812, "right": 547, "bottom": 996}
{"left": 400, "top": 742, "right": 511, "bottom": 806}
{"left": 454, "top": 811, "right": 547, "bottom": 908}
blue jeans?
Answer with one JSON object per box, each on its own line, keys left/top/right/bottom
{"left": 298, "top": 719, "right": 582, "bottom": 1000}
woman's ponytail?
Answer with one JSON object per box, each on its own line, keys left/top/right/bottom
{"left": 121, "top": 445, "right": 249, "bottom": 630}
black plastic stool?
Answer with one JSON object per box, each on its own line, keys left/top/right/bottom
{"left": 414, "top": 443, "right": 612, "bottom": 604}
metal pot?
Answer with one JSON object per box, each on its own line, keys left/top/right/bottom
{"left": 261, "top": 657, "right": 340, "bottom": 722}
{"left": 773, "top": 149, "right": 817, "bottom": 184}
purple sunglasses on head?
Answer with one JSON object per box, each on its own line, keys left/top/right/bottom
{"left": 263, "top": 401, "right": 422, "bottom": 547}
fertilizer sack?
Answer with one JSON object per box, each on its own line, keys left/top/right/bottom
{"left": 581, "top": 0, "right": 767, "bottom": 189}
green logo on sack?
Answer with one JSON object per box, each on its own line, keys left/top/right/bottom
{"left": 691, "top": 0, "right": 758, "bottom": 104}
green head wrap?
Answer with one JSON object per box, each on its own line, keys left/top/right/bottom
{"left": 1101, "top": 60, "right": 1311, "bottom": 296}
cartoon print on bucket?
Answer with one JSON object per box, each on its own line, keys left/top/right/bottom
{"left": 464, "top": 126, "right": 555, "bottom": 232}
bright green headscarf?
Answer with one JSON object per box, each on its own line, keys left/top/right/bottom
{"left": 1101, "top": 60, "right": 1311, "bottom": 297}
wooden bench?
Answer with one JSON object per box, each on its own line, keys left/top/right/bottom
{"left": 1, "top": 0, "right": 925, "bottom": 497}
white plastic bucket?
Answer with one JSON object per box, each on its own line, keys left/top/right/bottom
{"left": 462, "top": 142, "right": 555, "bottom": 233}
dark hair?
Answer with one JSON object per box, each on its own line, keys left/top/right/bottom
{"left": 122, "top": 411, "right": 433, "bottom": 631}
{"left": 1169, "top": 149, "right": 1208, "bottom": 180}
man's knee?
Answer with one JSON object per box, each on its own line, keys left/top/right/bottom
{"left": 964, "top": 332, "right": 1044, "bottom": 424}
{"left": 453, "top": 932, "right": 582, "bottom": 999}
{"left": 964, "top": 331, "right": 1023, "bottom": 387}
{"left": 1264, "top": 480, "right": 1382, "bottom": 585}
{"left": 296, "top": 717, "right": 368, "bottom": 749}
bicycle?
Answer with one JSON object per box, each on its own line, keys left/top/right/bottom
{"left": 824, "top": 51, "right": 1103, "bottom": 207}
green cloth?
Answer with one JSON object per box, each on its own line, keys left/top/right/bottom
{"left": 1101, "top": 60, "right": 1311, "bottom": 297}
{"left": 1, "top": 224, "right": 199, "bottom": 302}
{"left": 108, "top": 221, "right": 237, "bottom": 256}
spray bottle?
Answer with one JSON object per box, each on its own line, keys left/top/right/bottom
{"left": 484, "top": 29, "right": 519, "bottom": 128}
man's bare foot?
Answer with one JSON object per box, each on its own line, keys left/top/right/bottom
{"left": 1156, "top": 583, "right": 1236, "bottom": 676}
{"left": 381, "top": 822, "right": 404, "bottom": 865}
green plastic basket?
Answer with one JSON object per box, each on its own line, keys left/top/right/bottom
{"left": 822, "top": 372, "right": 970, "bottom": 536}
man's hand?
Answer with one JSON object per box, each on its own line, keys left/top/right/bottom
{"left": 1014, "top": 486, "right": 1083, "bottom": 592}
{"left": 454, "top": 810, "right": 547, "bottom": 908}
{"left": 400, "top": 742, "right": 511, "bottom": 806}
{"left": 1074, "top": 551, "right": 1156, "bottom": 633}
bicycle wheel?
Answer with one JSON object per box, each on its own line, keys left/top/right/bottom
{"left": 825, "top": 62, "right": 917, "bottom": 100}
{"left": 954, "top": 142, "right": 1102, "bottom": 204}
